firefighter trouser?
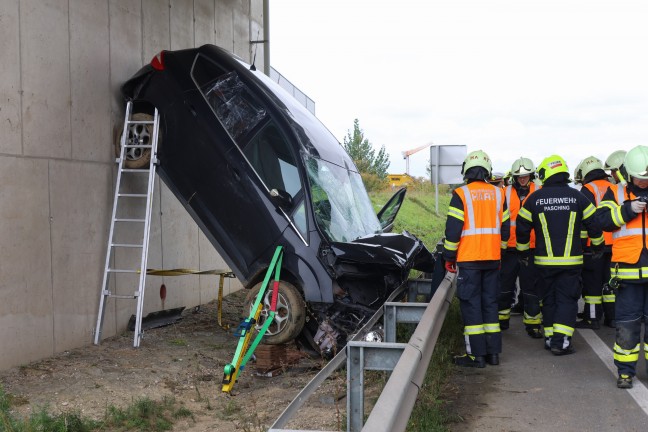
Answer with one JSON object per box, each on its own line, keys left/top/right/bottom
{"left": 601, "top": 252, "right": 615, "bottom": 322}
{"left": 498, "top": 250, "right": 541, "bottom": 329}
{"left": 582, "top": 253, "right": 604, "bottom": 320}
{"left": 537, "top": 267, "right": 580, "bottom": 348}
{"left": 613, "top": 281, "right": 648, "bottom": 377}
{"left": 457, "top": 266, "right": 501, "bottom": 357}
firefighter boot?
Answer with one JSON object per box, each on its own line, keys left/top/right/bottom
{"left": 617, "top": 374, "right": 633, "bottom": 389}
{"left": 453, "top": 354, "right": 486, "bottom": 368}
{"left": 526, "top": 324, "right": 543, "bottom": 339}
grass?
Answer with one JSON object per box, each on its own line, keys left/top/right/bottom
{"left": 0, "top": 386, "right": 193, "bottom": 432}
{"left": 371, "top": 187, "right": 464, "bottom": 431}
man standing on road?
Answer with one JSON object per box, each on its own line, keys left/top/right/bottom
{"left": 596, "top": 145, "right": 648, "bottom": 389}
{"left": 574, "top": 156, "right": 615, "bottom": 329}
{"left": 516, "top": 155, "right": 604, "bottom": 355}
{"left": 497, "top": 157, "right": 543, "bottom": 339}
{"left": 443, "top": 150, "right": 510, "bottom": 368}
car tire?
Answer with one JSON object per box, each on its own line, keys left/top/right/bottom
{"left": 243, "top": 280, "right": 306, "bottom": 345}
{"left": 114, "top": 112, "right": 154, "bottom": 169}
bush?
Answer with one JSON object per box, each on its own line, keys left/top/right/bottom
{"left": 361, "top": 172, "right": 388, "bottom": 192}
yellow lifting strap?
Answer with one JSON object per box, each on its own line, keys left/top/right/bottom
{"left": 143, "top": 268, "right": 236, "bottom": 328}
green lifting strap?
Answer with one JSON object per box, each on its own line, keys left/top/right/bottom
{"left": 222, "top": 245, "right": 283, "bottom": 393}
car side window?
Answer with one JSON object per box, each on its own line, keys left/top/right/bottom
{"left": 244, "top": 123, "right": 301, "bottom": 199}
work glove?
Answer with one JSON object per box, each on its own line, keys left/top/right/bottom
{"left": 444, "top": 260, "right": 457, "bottom": 273}
{"left": 517, "top": 250, "right": 530, "bottom": 266}
{"left": 630, "top": 199, "right": 647, "bottom": 215}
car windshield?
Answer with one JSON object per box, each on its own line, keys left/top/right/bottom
{"left": 306, "top": 156, "right": 382, "bottom": 242}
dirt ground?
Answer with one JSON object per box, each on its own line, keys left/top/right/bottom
{"left": 0, "top": 290, "right": 351, "bottom": 431}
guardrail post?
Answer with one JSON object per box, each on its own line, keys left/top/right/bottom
{"left": 384, "top": 302, "right": 428, "bottom": 343}
{"left": 347, "top": 341, "right": 406, "bottom": 432}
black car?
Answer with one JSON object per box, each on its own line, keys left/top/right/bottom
{"left": 120, "top": 45, "right": 435, "bottom": 354}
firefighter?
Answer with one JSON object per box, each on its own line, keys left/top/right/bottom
{"left": 497, "top": 157, "right": 543, "bottom": 338}
{"left": 574, "top": 156, "right": 615, "bottom": 329}
{"left": 604, "top": 150, "right": 627, "bottom": 185}
{"left": 516, "top": 155, "right": 604, "bottom": 355}
{"left": 596, "top": 145, "right": 648, "bottom": 389}
{"left": 443, "top": 150, "right": 510, "bottom": 367}
{"left": 489, "top": 171, "right": 505, "bottom": 188}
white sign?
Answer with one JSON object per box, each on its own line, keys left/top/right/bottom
{"left": 430, "top": 145, "right": 467, "bottom": 185}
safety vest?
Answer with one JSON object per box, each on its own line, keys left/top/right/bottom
{"left": 505, "top": 183, "right": 538, "bottom": 248}
{"left": 583, "top": 179, "right": 614, "bottom": 246}
{"left": 610, "top": 184, "right": 648, "bottom": 266}
{"left": 454, "top": 182, "right": 503, "bottom": 262}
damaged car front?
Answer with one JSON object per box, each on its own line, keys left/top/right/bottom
{"left": 119, "top": 44, "right": 436, "bottom": 355}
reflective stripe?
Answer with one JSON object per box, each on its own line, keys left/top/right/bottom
{"left": 447, "top": 206, "right": 464, "bottom": 221}
{"left": 539, "top": 213, "right": 554, "bottom": 256}
{"left": 613, "top": 227, "right": 644, "bottom": 239}
{"left": 498, "top": 309, "right": 511, "bottom": 320}
{"left": 589, "top": 182, "right": 600, "bottom": 203}
{"left": 544, "top": 326, "right": 554, "bottom": 337}
{"left": 616, "top": 184, "right": 625, "bottom": 204}
{"left": 523, "top": 312, "right": 542, "bottom": 325}
{"left": 583, "top": 296, "right": 602, "bottom": 305}
{"left": 464, "top": 324, "right": 485, "bottom": 335}
{"left": 536, "top": 256, "right": 583, "bottom": 266}
{"left": 517, "top": 242, "right": 530, "bottom": 251}
{"left": 564, "top": 211, "right": 576, "bottom": 256}
{"left": 506, "top": 185, "right": 513, "bottom": 210}
{"left": 518, "top": 207, "right": 532, "bottom": 221}
{"left": 614, "top": 343, "right": 640, "bottom": 362}
{"left": 444, "top": 238, "right": 459, "bottom": 251}
{"left": 460, "top": 185, "right": 502, "bottom": 236}
{"left": 580, "top": 230, "right": 588, "bottom": 239}
{"left": 553, "top": 323, "right": 574, "bottom": 337}
{"left": 603, "top": 293, "right": 616, "bottom": 302}
{"left": 611, "top": 267, "right": 648, "bottom": 279}
{"left": 583, "top": 203, "right": 596, "bottom": 220}
{"left": 483, "top": 323, "right": 500, "bottom": 333}
{"left": 590, "top": 234, "right": 604, "bottom": 246}
{"left": 510, "top": 220, "right": 517, "bottom": 227}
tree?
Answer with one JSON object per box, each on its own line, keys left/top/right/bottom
{"left": 343, "top": 119, "right": 390, "bottom": 179}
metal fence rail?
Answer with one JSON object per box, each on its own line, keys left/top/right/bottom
{"left": 269, "top": 271, "right": 456, "bottom": 432}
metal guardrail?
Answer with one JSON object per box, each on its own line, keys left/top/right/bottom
{"left": 269, "top": 271, "right": 456, "bottom": 432}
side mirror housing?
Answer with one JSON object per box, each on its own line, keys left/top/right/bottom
{"left": 270, "top": 188, "right": 293, "bottom": 209}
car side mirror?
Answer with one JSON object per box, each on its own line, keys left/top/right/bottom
{"left": 270, "top": 188, "right": 293, "bottom": 209}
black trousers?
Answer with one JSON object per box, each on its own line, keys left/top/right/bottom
{"left": 537, "top": 266, "right": 581, "bottom": 345}
{"left": 457, "top": 266, "right": 501, "bottom": 356}
{"left": 498, "top": 250, "right": 541, "bottom": 327}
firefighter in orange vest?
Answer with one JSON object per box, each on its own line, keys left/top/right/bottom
{"left": 596, "top": 145, "right": 648, "bottom": 389}
{"left": 516, "top": 155, "right": 604, "bottom": 355}
{"left": 574, "top": 156, "right": 615, "bottom": 329}
{"left": 444, "top": 150, "right": 510, "bottom": 367}
{"left": 497, "top": 157, "right": 542, "bottom": 338}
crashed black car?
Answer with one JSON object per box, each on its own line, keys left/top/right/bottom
{"left": 120, "top": 44, "right": 435, "bottom": 354}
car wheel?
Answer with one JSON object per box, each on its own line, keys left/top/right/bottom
{"left": 243, "top": 280, "right": 306, "bottom": 345}
{"left": 114, "top": 112, "right": 154, "bottom": 169}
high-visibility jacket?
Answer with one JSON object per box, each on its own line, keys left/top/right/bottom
{"left": 516, "top": 182, "right": 604, "bottom": 267}
{"left": 505, "top": 182, "right": 539, "bottom": 249}
{"left": 597, "top": 184, "right": 648, "bottom": 280}
{"left": 581, "top": 179, "right": 614, "bottom": 246}
{"left": 443, "top": 181, "right": 510, "bottom": 263}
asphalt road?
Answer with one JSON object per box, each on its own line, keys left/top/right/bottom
{"left": 450, "top": 315, "right": 648, "bottom": 431}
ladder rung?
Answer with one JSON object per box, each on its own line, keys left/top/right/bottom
{"left": 124, "top": 144, "right": 153, "bottom": 148}
{"left": 107, "top": 269, "right": 140, "bottom": 273}
{"left": 117, "top": 193, "right": 148, "bottom": 198}
{"left": 108, "top": 294, "right": 139, "bottom": 299}
{"left": 122, "top": 168, "right": 151, "bottom": 173}
{"left": 127, "top": 120, "right": 155, "bottom": 125}
{"left": 114, "top": 218, "right": 146, "bottom": 223}
{"left": 111, "top": 243, "right": 144, "bottom": 248}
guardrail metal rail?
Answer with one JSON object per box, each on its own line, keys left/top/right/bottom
{"left": 269, "top": 270, "right": 456, "bottom": 432}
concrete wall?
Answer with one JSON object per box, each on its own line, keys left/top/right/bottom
{"left": 0, "top": 0, "right": 266, "bottom": 370}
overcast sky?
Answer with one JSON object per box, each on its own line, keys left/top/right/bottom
{"left": 269, "top": 0, "right": 648, "bottom": 179}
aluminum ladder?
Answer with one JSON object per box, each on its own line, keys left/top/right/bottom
{"left": 94, "top": 101, "right": 160, "bottom": 347}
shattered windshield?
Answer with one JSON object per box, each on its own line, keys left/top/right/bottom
{"left": 306, "top": 156, "right": 382, "bottom": 242}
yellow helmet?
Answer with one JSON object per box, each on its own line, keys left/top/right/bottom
{"left": 604, "top": 150, "right": 627, "bottom": 170}
{"left": 510, "top": 157, "right": 535, "bottom": 176}
{"left": 574, "top": 156, "right": 604, "bottom": 183}
{"left": 624, "top": 145, "right": 648, "bottom": 180}
{"left": 537, "top": 155, "right": 569, "bottom": 184}
{"left": 461, "top": 150, "right": 492, "bottom": 177}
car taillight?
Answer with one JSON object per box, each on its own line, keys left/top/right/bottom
{"left": 151, "top": 51, "right": 165, "bottom": 70}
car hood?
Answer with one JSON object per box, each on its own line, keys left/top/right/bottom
{"left": 329, "top": 231, "right": 436, "bottom": 275}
